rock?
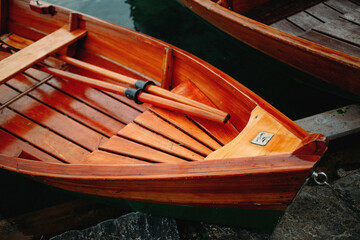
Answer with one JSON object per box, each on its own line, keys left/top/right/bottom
{"left": 176, "top": 220, "right": 269, "bottom": 240}
{"left": 271, "top": 170, "right": 360, "bottom": 239}
{"left": 51, "top": 212, "right": 180, "bottom": 240}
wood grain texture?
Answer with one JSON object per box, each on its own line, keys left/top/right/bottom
{"left": 0, "top": 84, "right": 106, "bottom": 151}
{"left": 99, "top": 136, "right": 188, "bottom": 164}
{"left": 178, "top": 0, "right": 360, "bottom": 95}
{"left": 161, "top": 47, "right": 173, "bottom": 90}
{"left": 82, "top": 150, "right": 150, "bottom": 165}
{"left": 0, "top": 129, "right": 61, "bottom": 163}
{"left": 134, "top": 110, "right": 212, "bottom": 156}
{"left": 171, "top": 80, "right": 240, "bottom": 145}
{"left": 0, "top": 25, "right": 86, "bottom": 84}
{"left": 206, "top": 106, "right": 302, "bottom": 160}
{"left": 150, "top": 106, "right": 223, "bottom": 150}
{"left": 118, "top": 123, "right": 204, "bottom": 161}
{"left": 0, "top": 153, "right": 319, "bottom": 210}
{"left": 0, "top": 0, "right": 328, "bottom": 215}
{"left": 0, "top": 108, "right": 89, "bottom": 163}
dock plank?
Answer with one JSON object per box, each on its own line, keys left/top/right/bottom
{"left": 341, "top": 8, "right": 360, "bottom": 24}
{"left": 270, "top": 19, "right": 304, "bottom": 36}
{"left": 288, "top": 11, "right": 323, "bottom": 31}
{"left": 299, "top": 30, "right": 360, "bottom": 58}
{"left": 324, "top": 0, "right": 359, "bottom": 14}
{"left": 306, "top": 3, "right": 342, "bottom": 22}
{"left": 0, "top": 26, "right": 86, "bottom": 84}
{"left": 295, "top": 104, "right": 360, "bottom": 140}
{"left": 313, "top": 18, "right": 360, "bottom": 46}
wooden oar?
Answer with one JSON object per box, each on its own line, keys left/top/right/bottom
{"left": 35, "top": 65, "right": 229, "bottom": 123}
{"left": 55, "top": 55, "right": 229, "bottom": 120}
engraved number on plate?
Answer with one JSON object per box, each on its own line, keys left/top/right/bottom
{"left": 251, "top": 132, "right": 274, "bottom": 146}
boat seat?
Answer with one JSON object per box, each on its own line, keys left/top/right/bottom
{"left": 0, "top": 25, "right": 86, "bottom": 85}
{"left": 205, "top": 106, "right": 302, "bottom": 160}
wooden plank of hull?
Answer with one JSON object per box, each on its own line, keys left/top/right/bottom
{"left": 0, "top": 154, "right": 318, "bottom": 210}
{"left": 177, "top": 0, "right": 360, "bottom": 95}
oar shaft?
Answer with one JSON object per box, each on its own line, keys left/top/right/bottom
{"left": 56, "top": 55, "right": 229, "bottom": 120}
{"left": 37, "top": 66, "right": 228, "bottom": 123}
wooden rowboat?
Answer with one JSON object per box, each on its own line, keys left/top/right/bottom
{"left": 0, "top": 0, "right": 328, "bottom": 230}
{"left": 177, "top": 0, "right": 360, "bottom": 96}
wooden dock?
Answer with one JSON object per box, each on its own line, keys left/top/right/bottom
{"left": 295, "top": 104, "right": 360, "bottom": 140}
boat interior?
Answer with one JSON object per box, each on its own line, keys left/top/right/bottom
{"left": 0, "top": 0, "right": 312, "bottom": 166}
{"left": 216, "top": 0, "right": 360, "bottom": 58}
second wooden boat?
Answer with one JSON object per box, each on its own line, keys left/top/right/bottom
{"left": 0, "top": 0, "right": 328, "bottom": 231}
{"left": 178, "top": 0, "right": 360, "bottom": 96}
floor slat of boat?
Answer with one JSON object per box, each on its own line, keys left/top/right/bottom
{"left": 270, "top": 0, "right": 360, "bottom": 58}
{"left": 0, "top": 35, "right": 149, "bottom": 164}
{"left": 0, "top": 33, "right": 241, "bottom": 166}
{"left": 82, "top": 80, "right": 241, "bottom": 165}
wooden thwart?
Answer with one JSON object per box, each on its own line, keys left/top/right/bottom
{"left": 0, "top": 25, "right": 86, "bottom": 85}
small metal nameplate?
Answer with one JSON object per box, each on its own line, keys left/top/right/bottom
{"left": 251, "top": 132, "right": 274, "bottom": 146}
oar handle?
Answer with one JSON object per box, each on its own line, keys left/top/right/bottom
{"left": 36, "top": 66, "right": 229, "bottom": 123}
{"left": 56, "top": 54, "right": 230, "bottom": 120}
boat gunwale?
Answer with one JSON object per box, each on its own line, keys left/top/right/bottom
{"left": 0, "top": 153, "right": 319, "bottom": 179}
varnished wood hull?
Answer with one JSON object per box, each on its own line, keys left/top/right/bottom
{"left": 0, "top": 0, "right": 328, "bottom": 230}
{"left": 0, "top": 154, "right": 317, "bottom": 211}
{"left": 177, "top": 0, "right": 360, "bottom": 96}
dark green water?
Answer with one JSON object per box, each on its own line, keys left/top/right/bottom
{"left": 0, "top": 0, "right": 356, "bottom": 236}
